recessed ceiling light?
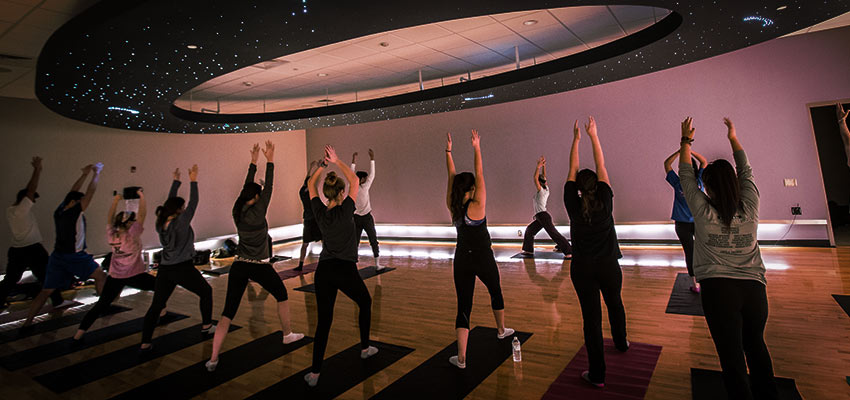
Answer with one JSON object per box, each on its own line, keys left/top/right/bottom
{"left": 316, "top": 73, "right": 328, "bottom": 77}
{"left": 523, "top": 20, "right": 538, "bottom": 26}
{"left": 379, "top": 42, "right": 390, "bottom": 47}
{"left": 242, "top": 81, "right": 253, "bottom": 86}
{"left": 776, "top": 5, "right": 787, "bottom": 10}
{"left": 186, "top": 44, "right": 199, "bottom": 49}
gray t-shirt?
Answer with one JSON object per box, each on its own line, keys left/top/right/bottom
{"left": 157, "top": 180, "right": 198, "bottom": 265}
{"left": 679, "top": 149, "right": 765, "bottom": 285}
{"left": 234, "top": 163, "right": 273, "bottom": 261}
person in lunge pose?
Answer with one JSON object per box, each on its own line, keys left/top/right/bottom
{"left": 303, "top": 145, "right": 376, "bottom": 387}
{"left": 206, "top": 142, "right": 304, "bottom": 371}
{"left": 2, "top": 157, "right": 70, "bottom": 310}
{"left": 445, "top": 130, "right": 514, "bottom": 370}
{"left": 295, "top": 160, "right": 322, "bottom": 271}
{"left": 678, "top": 117, "right": 778, "bottom": 399}
{"left": 74, "top": 189, "right": 162, "bottom": 340}
{"left": 140, "top": 165, "right": 214, "bottom": 350}
{"left": 23, "top": 163, "right": 108, "bottom": 327}
{"left": 663, "top": 149, "right": 707, "bottom": 292}
{"left": 351, "top": 149, "right": 383, "bottom": 269}
{"left": 521, "top": 156, "right": 572, "bottom": 257}
{"left": 564, "top": 117, "right": 628, "bottom": 388}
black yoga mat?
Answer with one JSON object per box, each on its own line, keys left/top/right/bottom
{"left": 0, "top": 300, "right": 82, "bottom": 324}
{"left": 832, "top": 294, "right": 850, "bottom": 318}
{"left": 371, "top": 326, "right": 532, "bottom": 399}
{"left": 691, "top": 368, "right": 802, "bottom": 400}
{"left": 1, "top": 311, "right": 187, "bottom": 371}
{"left": 665, "top": 273, "right": 704, "bottom": 316}
{"left": 36, "top": 321, "right": 241, "bottom": 393}
{"left": 0, "top": 304, "right": 130, "bottom": 345}
{"left": 110, "top": 331, "right": 312, "bottom": 399}
{"left": 510, "top": 251, "right": 569, "bottom": 260}
{"left": 203, "top": 266, "right": 231, "bottom": 276}
{"left": 295, "top": 266, "right": 396, "bottom": 293}
{"left": 248, "top": 340, "right": 414, "bottom": 399}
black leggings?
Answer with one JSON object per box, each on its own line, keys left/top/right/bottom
{"left": 674, "top": 221, "right": 696, "bottom": 276}
{"left": 1, "top": 244, "right": 64, "bottom": 305}
{"left": 354, "top": 213, "right": 380, "bottom": 258}
{"left": 221, "top": 260, "right": 288, "bottom": 320}
{"left": 570, "top": 258, "right": 628, "bottom": 383}
{"left": 79, "top": 273, "right": 156, "bottom": 330}
{"left": 453, "top": 248, "right": 505, "bottom": 329}
{"left": 311, "top": 258, "right": 372, "bottom": 373}
{"left": 522, "top": 211, "right": 572, "bottom": 253}
{"left": 701, "top": 278, "right": 778, "bottom": 400}
{"left": 141, "top": 260, "right": 213, "bottom": 343}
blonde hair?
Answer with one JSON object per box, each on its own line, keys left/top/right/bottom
{"left": 323, "top": 172, "right": 346, "bottom": 200}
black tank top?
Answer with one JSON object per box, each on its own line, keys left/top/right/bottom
{"left": 454, "top": 201, "right": 492, "bottom": 251}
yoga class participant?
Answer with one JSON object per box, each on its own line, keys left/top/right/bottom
{"left": 23, "top": 163, "right": 108, "bottom": 327}
{"left": 303, "top": 145, "right": 376, "bottom": 387}
{"left": 1, "top": 157, "right": 68, "bottom": 309}
{"left": 521, "top": 156, "right": 572, "bottom": 257}
{"left": 351, "top": 149, "right": 383, "bottom": 269}
{"left": 564, "top": 117, "right": 628, "bottom": 388}
{"left": 206, "top": 142, "right": 304, "bottom": 371}
{"left": 663, "top": 149, "right": 707, "bottom": 292}
{"left": 838, "top": 103, "right": 850, "bottom": 169}
{"left": 295, "top": 160, "right": 322, "bottom": 271}
{"left": 140, "top": 165, "right": 214, "bottom": 350}
{"left": 75, "top": 189, "right": 160, "bottom": 340}
{"left": 678, "top": 117, "right": 778, "bottom": 399}
{"left": 445, "top": 130, "right": 514, "bottom": 370}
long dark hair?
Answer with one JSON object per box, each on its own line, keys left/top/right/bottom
{"left": 576, "top": 169, "right": 603, "bottom": 223}
{"left": 449, "top": 172, "right": 475, "bottom": 222}
{"left": 112, "top": 211, "right": 136, "bottom": 232}
{"left": 702, "top": 159, "right": 740, "bottom": 227}
{"left": 233, "top": 182, "right": 261, "bottom": 225}
{"left": 155, "top": 197, "right": 185, "bottom": 230}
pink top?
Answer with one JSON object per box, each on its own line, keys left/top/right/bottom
{"left": 106, "top": 222, "right": 146, "bottom": 279}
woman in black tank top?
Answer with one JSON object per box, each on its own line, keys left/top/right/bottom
{"left": 444, "top": 130, "right": 514, "bottom": 370}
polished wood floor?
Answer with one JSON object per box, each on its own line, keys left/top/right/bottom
{"left": 1, "top": 241, "right": 848, "bottom": 399}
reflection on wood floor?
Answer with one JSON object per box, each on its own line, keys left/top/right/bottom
{"left": 1, "top": 241, "right": 848, "bottom": 399}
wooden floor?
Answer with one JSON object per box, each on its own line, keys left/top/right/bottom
{"left": 1, "top": 241, "right": 849, "bottom": 399}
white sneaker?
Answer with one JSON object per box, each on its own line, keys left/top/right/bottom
{"left": 283, "top": 332, "right": 305, "bottom": 344}
{"left": 304, "top": 372, "right": 319, "bottom": 387}
{"left": 497, "top": 328, "right": 515, "bottom": 339}
{"left": 201, "top": 325, "right": 216, "bottom": 335}
{"left": 205, "top": 359, "right": 218, "bottom": 372}
{"left": 360, "top": 346, "right": 379, "bottom": 359}
{"left": 448, "top": 355, "right": 466, "bottom": 369}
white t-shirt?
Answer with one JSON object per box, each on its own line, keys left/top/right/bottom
{"left": 351, "top": 160, "right": 375, "bottom": 216}
{"left": 6, "top": 197, "right": 42, "bottom": 248}
{"left": 533, "top": 187, "right": 549, "bottom": 214}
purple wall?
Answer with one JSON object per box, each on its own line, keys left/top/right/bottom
{"left": 306, "top": 26, "right": 850, "bottom": 230}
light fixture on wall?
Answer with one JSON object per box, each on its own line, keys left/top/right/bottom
{"left": 316, "top": 72, "right": 328, "bottom": 77}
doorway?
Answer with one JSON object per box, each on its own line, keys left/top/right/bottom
{"left": 809, "top": 101, "right": 850, "bottom": 246}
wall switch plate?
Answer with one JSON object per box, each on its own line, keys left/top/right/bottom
{"left": 783, "top": 178, "right": 797, "bottom": 187}
{"left": 791, "top": 206, "right": 801, "bottom": 215}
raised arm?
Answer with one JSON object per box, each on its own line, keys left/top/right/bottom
{"left": 259, "top": 141, "right": 274, "bottom": 205}
{"left": 568, "top": 120, "right": 580, "bottom": 182}
{"left": 469, "top": 130, "right": 486, "bottom": 215}
{"left": 664, "top": 150, "right": 679, "bottom": 173}
{"left": 168, "top": 168, "right": 181, "bottom": 198}
{"left": 175, "top": 165, "right": 199, "bottom": 226}
{"left": 585, "top": 116, "right": 609, "bottom": 184}
{"left": 678, "top": 117, "right": 708, "bottom": 216}
{"left": 326, "top": 145, "right": 359, "bottom": 201}
{"left": 725, "top": 118, "right": 759, "bottom": 214}
{"left": 80, "top": 163, "right": 102, "bottom": 211}
{"left": 445, "top": 133, "right": 456, "bottom": 211}
{"left": 533, "top": 156, "right": 543, "bottom": 191}
{"left": 137, "top": 189, "right": 147, "bottom": 224}
{"left": 838, "top": 103, "right": 850, "bottom": 168}
{"left": 691, "top": 150, "right": 708, "bottom": 170}
{"left": 246, "top": 143, "right": 260, "bottom": 186}
{"left": 307, "top": 161, "right": 324, "bottom": 199}
{"left": 71, "top": 164, "right": 93, "bottom": 193}
{"left": 107, "top": 193, "right": 120, "bottom": 225}
{"left": 25, "top": 157, "right": 43, "bottom": 201}
{"left": 363, "top": 149, "right": 376, "bottom": 188}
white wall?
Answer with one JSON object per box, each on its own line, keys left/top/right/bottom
{"left": 0, "top": 98, "right": 306, "bottom": 272}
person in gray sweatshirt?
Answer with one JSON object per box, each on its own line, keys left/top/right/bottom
{"left": 140, "top": 165, "right": 214, "bottom": 350}
{"left": 205, "top": 141, "right": 304, "bottom": 371}
{"left": 678, "top": 117, "right": 778, "bottom": 400}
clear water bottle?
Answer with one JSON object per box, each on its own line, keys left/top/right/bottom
{"left": 512, "top": 336, "right": 522, "bottom": 362}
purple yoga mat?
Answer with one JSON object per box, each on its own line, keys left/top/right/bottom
{"left": 0, "top": 300, "right": 82, "bottom": 324}
{"left": 542, "top": 339, "right": 662, "bottom": 400}
{"left": 277, "top": 262, "right": 317, "bottom": 280}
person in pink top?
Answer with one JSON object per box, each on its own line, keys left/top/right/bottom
{"left": 74, "top": 189, "right": 162, "bottom": 340}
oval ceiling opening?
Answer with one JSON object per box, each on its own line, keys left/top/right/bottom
{"left": 174, "top": 5, "right": 670, "bottom": 115}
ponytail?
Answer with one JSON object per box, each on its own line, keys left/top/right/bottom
{"left": 702, "top": 159, "right": 740, "bottom": 227}
{"left": 449, "top": 172, "right": 475, "bottom": 222}
{"left": 156, "top": 197, "right": 185, "bottom": 230}
{"left": 576, "top": 169, "right": 603, "bottom": 223}
{"left": 233, "top": 182, "right": 262, "bottom": 225}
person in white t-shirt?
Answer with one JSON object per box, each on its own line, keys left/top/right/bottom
{"left": 351, "top": 149, "right": 383, "bottom": 270}
{"left": 521, "top": 156, "right": 572, "bottom": 257}
{"left": 1, "top": 157, "right": 69, "bottom": 309}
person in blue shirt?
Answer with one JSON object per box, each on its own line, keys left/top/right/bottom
{"left": 664, "top": 149, "right": 706, "bottom": 292}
